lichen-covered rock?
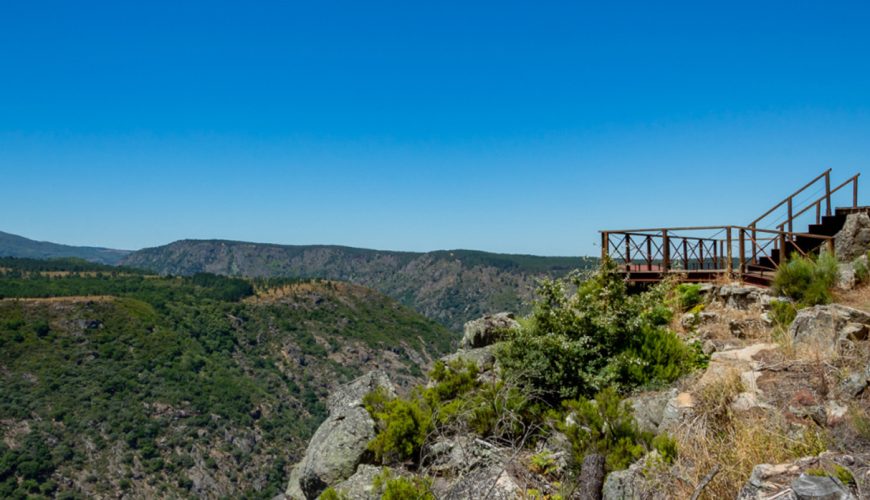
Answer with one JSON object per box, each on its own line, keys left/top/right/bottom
{"left": 601, "top": 452, "right": 659, "bottom": 500}
{"left": 285, "top": 372, "right": 396, "bottom": 500}
{"left": 718, "top": 284, "right": 769, "bottom": 310}
{"left": 326, "top": 370, "right": 396, "bottom": 413}
{"left": 835, "top": 212, "right": 870, "bottom": 262}
{"left": 440, "top": 464, "right": 521, "bottom": 500}
{"left": 789, "top": 304, "right": 870, "bottom": 356}
{"left": 439, "top": 346, "right": 497, "bottom": 372}
{"left": 327, "top": 464, "right": 394, "bottom": 500}
{"left": 460, "top": 312, "right": 519, "bottom": 349}
{"left": 737, "top": 454, "right": 858, "bottom": 499}
{"left": 628, "top": 388, "right": 678, "bottom": 434}
{"left": 790, "top": 473, "right": 854, "bottom": 499}
{"left": 423, "top": 435, "right": 499, "bottom": 475}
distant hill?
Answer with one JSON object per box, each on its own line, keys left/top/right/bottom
{"left": 122, "top": 240, "right": 596, "bottom": 331}
{"left": 0, "top": 230, "right": 131, "bottom": 265}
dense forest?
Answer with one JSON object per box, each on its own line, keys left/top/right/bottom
{"left": 0, "top": 258, "right": 454, "bottom": 499}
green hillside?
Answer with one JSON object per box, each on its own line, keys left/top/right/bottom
{"left": 0, "top": 257, "right": 453, "bottom": 499}
{"left": 122, "top": 240, "right": 596, "bottom": 331}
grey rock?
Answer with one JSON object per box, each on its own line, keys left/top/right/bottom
{"left": 286, "top": 372, "right": 396, "bottom": 500}
{"left": 439, "top": 346, "right": 497, "bottom": 372}
{"left": 326, "top": 370, "right": 396, "bottom": 413}
{"left": 838, "top": 366, "right": 870, "bottom": 398}
{"left": 441, "top": 464, "right": 521, "bottom": 500}
{"left": 460, "top": 312, "right": 519, "bottom": 349}
{"left": 791, "top": 473, "right": 854, "bottom": 500}
{"left": 601, "top": 452, "right": 659, "bottom": 500}
{"left": 718, "top": 284, "right": 769, "bottom": 310}
{"left": 327, "top": 464, "right": 395, "bottom": 500}
{"left": 286, "top": 406, "right": 376, "bottom": 499}
{"left": 423, "top": 435, "right": 498, "bottom": 475}
{"left": 789, "top": 304, "right": 870, "bottom": 356}
{"left": 702, "top": 339, "right": 717, "bottom": 355}
{"left": 680, "top": 312, "right": 698, "bottom": 330}
{"left": 835, "top": 213, "right": 870, "bottom": 262}
{"left": 628, "top": 388, "right": 678, "bottom": 434}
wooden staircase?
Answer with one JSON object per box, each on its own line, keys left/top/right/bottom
{"left": 600, "top": 169, "right": 864, "bottom": 287}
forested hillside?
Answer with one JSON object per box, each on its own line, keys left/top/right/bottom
{"left": 0, "top": 257, "right": 453, "bottom": 499}
{"left": 121, "top": 240, "right": 596, "bottom": 331}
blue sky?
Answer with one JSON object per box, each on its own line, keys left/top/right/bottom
{"left": 2, "top": 1, "right": 869, "bottom": 256}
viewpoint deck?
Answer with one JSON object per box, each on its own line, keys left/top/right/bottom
{"left": 600, "top": 169, "right": 865, "bottom": 287}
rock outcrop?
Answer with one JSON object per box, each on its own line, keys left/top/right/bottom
{"left": 285, "top": 371, "right": 396, "bottom": 500}
{"left": 737, "top": 454, "right": 858, "bottom": 499}
{"left": 459, "top": 312, "right": 518, "bottom": 349}
{"left": 789, "top": 304, "right": 870, "bottom": 356}
{"left": 835, "top": 212, "right": 870, "bottom": 262}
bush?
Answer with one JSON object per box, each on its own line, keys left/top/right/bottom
{"left": 773, "top": 252, "right": 838, "bottom": 307}
{"left": 372, "top": 469, "right": 434, "bottom": 500}
{"left": 365, "top": 390, "right": 432, "bottom": 464}
{"left": 561, "top": 387, "right": 675, "bottom": 472}
{"left": 498, "top": 260, "right": 704, "bottom": 401}
{"left": 674, "top": 284, "right": 702, "bottom": 312}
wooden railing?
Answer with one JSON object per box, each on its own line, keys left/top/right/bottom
{"left": 600, "top": 226, "right": 834, "bottom": 281}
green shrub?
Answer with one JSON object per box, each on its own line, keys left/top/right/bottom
{"left": 769, "top": 300, "right": 797, "bottom": 330}
{"left": 854, "top": 256, "right": 869, "bottom": 284}
{"left": 561, "top": 387, "right": 653, "bottom": 472}
{"left": 674, "top": 283, "right": 703, "bottom": 312}
{"left": 498, "top": 260, "right": 704, "bottom": 401}
{"left": 372, "top": 469, "right": 434, "bottom": 500}
{"left": 319, "top": 486, "right": 348, "bottom": 500}
{"left": 773, "top": 252, "right": 838, "bottom": 307}
{"left": 366, "top": 392, "right": 432, "bottom": 464}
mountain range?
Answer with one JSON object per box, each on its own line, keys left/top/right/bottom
{"left": 0, "top": 231, "right": 595, "bottom": 331}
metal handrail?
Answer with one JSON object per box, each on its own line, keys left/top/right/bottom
{"left": 776, "top": 174, "right": 861, "bottom": 231}
{"left": 749, "top": 168, "right": 832, "bottom": 228}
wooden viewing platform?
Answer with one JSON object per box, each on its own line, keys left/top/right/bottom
{"left": 600, "top": 169, "right": 866, "bottom": 287}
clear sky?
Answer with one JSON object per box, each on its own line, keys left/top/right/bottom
{"left": 2, "top": 1, "right": 869, "bottom": 256}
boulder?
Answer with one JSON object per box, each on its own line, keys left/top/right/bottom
{"left": 659, "top": 392, "right": 695, "bottom": 432}
{"left": 285, "top": 372, "right": 396, "bottom": 500}
{"left": 601, "top": 452, "right": 659, "bottom": 500}
{"left": 737, "top": 455, "right": 857, "bottom": 500}
{"left": 460, "top": 313, "right": 519, "bottom": 349}
{"left": 718, "top": 284, "right": 769, "bottom": 310}
{"left": 439, "top": 346, "right": 497, "bottom": 372}
{"left": 789, "top": 305, "right": 870, "bottom": 356}
{"left": 327, "top": 464, "right": 394, "bottom": 500}
{"left": 326, "top": 370, "right": 396, "bottom": 413}
{"left": 835, "top": 213, "right": 870, "bottom": 262}
{"left": 628, "top": 388, "right": 678, "bottom": 434}
{"left": 440, "top": 464, "right": 521, "bottom": 500}
{"left": 838, "top": 365, "right": 870, "bottom": 398}
{"left": 423, "top": 435, "right": 499, "bottom": 475}
{"left": 791, "top": 473, "right": 854, "bottom": 499}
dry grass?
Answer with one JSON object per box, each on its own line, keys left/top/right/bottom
{"left": 833, "top": 282, "right": 870, "bottom": 312}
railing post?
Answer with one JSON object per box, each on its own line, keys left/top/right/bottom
{"left": 780, "top": 231, "right": 787, "bottom": 265}
{"left": 738, "top": 228, "right": 745, "bottom": 282}
{"left": 682, "top": 239, "right": 688, "bottom": 270}
{"left": 854, "top": 178, "right": 859, "bottom": 208}
{"left": 827, "top": 237, "right": 835, "bottom": 256}
{"left": 625, "top": 235, "right": 631, "bottom": 270}
{"left": 816, "top": 201, "right": 821, "bottom": 225}
{"left": 787, "top": 197, "right": 793, "bottom": 233}
{"left": 646, "top": 236, "right": 653, "bottom": 271}
{"left": 726, "top": 227, "right": 733, "bottom": 279}
{"left": 601, "top": 232, "right": 609, "bottom": 260}
{"left": 662, "top": 230, "right": 670, "bottom": 273}
{"left": 713, "top": 240, "right": 718, "bottom": 270}
{"left": 698, "top": 240, "right": 704, "bottom": 270}
{"left": 825, "top": 170, "right": 831, "bottom": 215}
{"left": 751, "top": 224, "right": 757, "bottom": 263}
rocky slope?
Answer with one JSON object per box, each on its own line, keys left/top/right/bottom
{"left": 121, "top": 240, "right": 595, "bottom": 331}
{"left": 0, "top": 259, "right": 455, "bottom": 499}
{"left": 283, "top": 284, "right": 870, "bottom": 499}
